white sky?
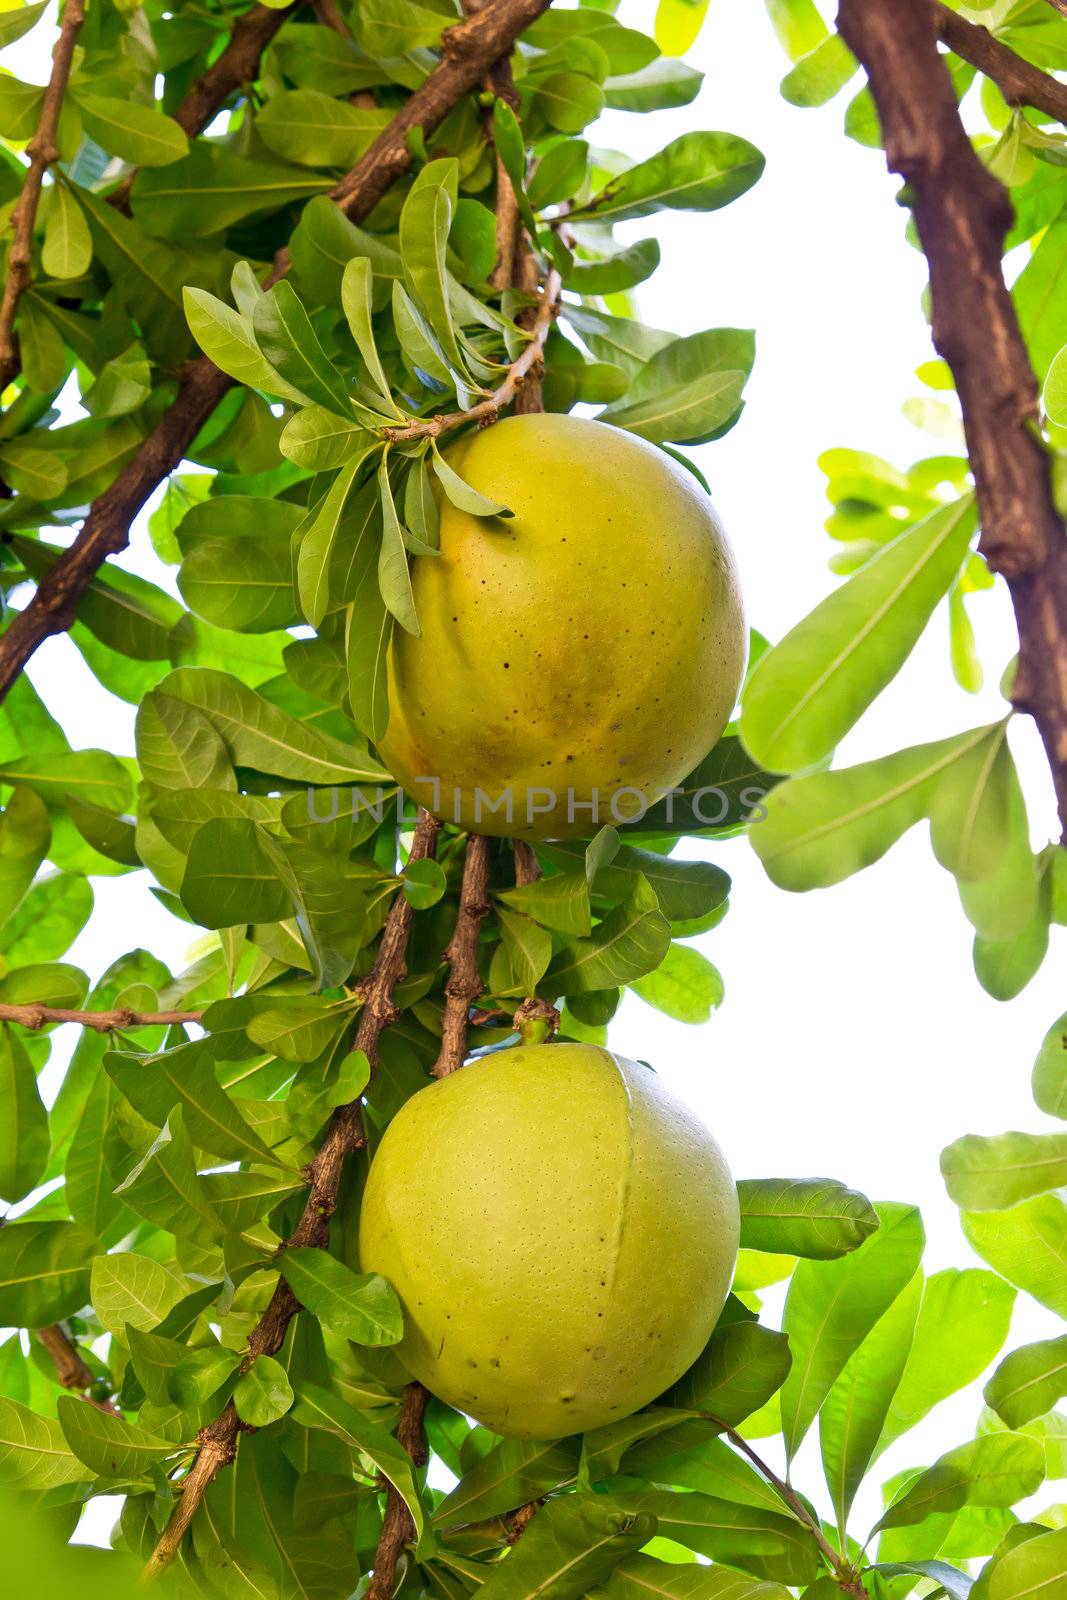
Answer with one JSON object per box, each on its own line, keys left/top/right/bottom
{"left": 6, "top": 0, "right": 1066, "bottom": 1556}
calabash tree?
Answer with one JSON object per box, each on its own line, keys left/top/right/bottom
{"left": 0, "top": 1, "right": 1063, "bottom": 1597}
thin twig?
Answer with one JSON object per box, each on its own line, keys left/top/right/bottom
{"left": 0, "top": 0, "right": 556, "bottom": 705}
{"left": 0, "top": 0, "right": 86, "bottom": 391}
{"left": 433, "top": 834, "right": 492, "bottom": 1077}
{"left": 367, "top": 1382, "right": 430, "bottom": 1600}
{"left": 839, "top": 0, "right": 1067, "bottom": 837}
{"left": 35, "top": 1324, "right": 121, "bottom": 1414}
{"left": 382, "top": 266, "right": 562, "bottom": 444}
{"left": 713, "top": 1420, "right": 865, "bottom": 1592}
{"left": 933, "top": 1, "right": 1067, "bottom": 123}
{"left": 0, "top": 1004, "right": 201, "bottom": 1033}
{"left": 144, "top": 812, "right": 441, "bottom": 1578}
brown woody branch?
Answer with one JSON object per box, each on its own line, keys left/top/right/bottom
{"left": 0, "top": 1003, "right": 201, "bottom": 1032}
{"left": 35, "top": 1324, "right": 121, "bottom": 1414}
{"left": 0, "top": 0, "right": 555, "bottom": 705}
{"left": 838, "top": 0, "right": 1067, "bottom": 836}
{"left": 1044, "top": 0, "right": 1067, "bottom": 20}
{"left": 144, "top": 811, "right": 441, "bottom": 1578}
{"left": 932, "top": 1, "right": 1067, "bottom": 124}
{"left": 367, "top": 1381, "right": 430, "bottom": 1600}
{"left": 433, "top": 834, "right": 492, "bottom": 1077}
{"left": 513, "top": 839, "right": 540, "bottom": 888}
{"left": 381, "top": 265, "right": 562, "bottom": 444}
{"left": 0, "top": 0, "right": 86, "bottom": 392}
{"left": 108, "top": 2, "right": 297, "bottom": 212}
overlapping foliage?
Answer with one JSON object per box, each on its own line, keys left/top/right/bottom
{"left": 0, "top": 0, "right": 1063, "bottom": 1596}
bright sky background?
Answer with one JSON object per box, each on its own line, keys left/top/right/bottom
{"left": 6, "top": 0, "right": 1066, "bottom": 1555}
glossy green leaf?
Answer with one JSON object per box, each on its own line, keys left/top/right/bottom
{"left": 253, "top": 281, "right": 352, "bottom": 414}
{"left": 630, "top": 942, "right": 724, "bottom": 1022}
{"left": 57, "top": 1394, "right": 175, "bottom": 1479}
{"left": 114, "top": 1106, "right": 229, "bottom": 1242}
{"left": 876, "top": 1433, "right": 1045, "bottom": 1530}
{"left": 1033, "top": 1009, "right": 1067, "bottom": 1119}
{"left": 963, "top": 1196, "right": 1067, "bottom": 1318}
{"left": 545, "top": 877, "right": 671, "bottom": 993}
{"left": 0, "top": 1024, "right": 49, "bottom": 1203}
{"left": 985, "top": 1334, "right": 1067, "bottom": 1429}
{"left": 942, "top": 1129, "right": 1067, "bottom": 1210}
{"left": 737, "top": 1177, "right": 879, "bottom": 1259}
{"left": 780, "top": 1201, "right": 925, "bottom": 1460}
{"left": 742, "top": 496, "right": 976, "bottom": 772}
{"left": 234, "top": 1356, "right": 295, "bottom": 1427}
{"left": 0, "top": 1221, "right": 96, "bottom": 1327}
{"left": 986, "top": 1525, "right": 1067, "bottom": 1597}
{"left": 578, "top": 132, "right": 765, "bottom": 224}
{"left": 670, "top": 1321, "right": 791, "bottom": 1425}
{"left": 0, "top": 1397, "right": 89, "bottom": 1490}
{"left": 257, "top": 89, "right": 389, "bottom": 168}
{"left": 0, "top": 786, "right": 50, "bottom": 930}
{"left": 280, "top": 1248, "right": 403, "bottom": 1345}
{"left": 378, "top": 454, "right": 420, "bottom": 635}
{"left": 42, "top": 179, "right": 92, "bottom": 279}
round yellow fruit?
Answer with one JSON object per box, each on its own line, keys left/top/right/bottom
{"left": 378, "top": 414, "right": 745, "bottom": 840}
{"left": 358, "top": 1042, "right": 739, "bottom": 1439}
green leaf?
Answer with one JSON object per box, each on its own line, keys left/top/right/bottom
{"left": 566, "top": 239, "right": 661, "bottom": 296}
{"left": 257, "top": 831, "right": 371, "bottom": 988}
{"left": 497, "top": 905, "right": 553, "bottom": 993}
{"left": 1045, "top": 340, "right": 1067, "bottom": 425}
{"left": 90, "top": 1251, "right": 186, "bottom": 1339}
{"left": 1033, "top": 1009, "right": 1067, "bottom": 1119}
{"left": 183, "top": 287, "right": 302, "bottom": 399}
{"left": 169, "top": 1345, "right": 241, "bottom": 1408}
{"left": 42, "top": 180, "right": 92, "bottom": 279}
{"left": 399, "top": 174, "right": 467, "bottom": 375}
{"left": 973, "top": 855, "right": 1052, "bottom": 1000}
{"left": 942, "top": 1129, "right": 1067, "bottom": 1210}
{"left": 136, "top": 690, "right": 235, "bottom": 791}
{"left": 878, "top": 1268, "right": 1017, "bottom": 1453}
{"left": 670, "top": 1321, "right": 791, "bottom": 1425}
{"left": 402, "top": 857, "right": 446, "bottom": 909}
{"left": 780, "top": 34, "right": 857, "bottom": 106}
{"left": 257, "top": 89, "right": 389, "bottom": 169}
{"left": 1016, "top": 211, "right": 1067, "bottom": 382}
{"left": 133, "top": 145, "right": 329, "bottom": 240}
{"left": 751, "top": 729, "right": 989, "bottom": 891}
{"left": 114, "top": 1106, "right": 230, "bottom": 1242}
{"left": 606, "top": 1490, "right": 817, "bottom": 1586}
{"left": 477, "top": 1493, "right": 654, "bottom": 1600}
{"left": 234, "top": 1356, "right": 295, "bottom": 1427}
{"left": 0, "top": 786, "right": 50, "bottom": 929}
{"left": 498, "top": 871, "right": 592, "bottom": 937}
{"left": 57, "top": 1394, "right": 176, "bottom": 1480}
{"left": 346, "top": 575, "right": 394, "bottom": 745}
{"left": 378, "top": 454, "right": 420, "bottom": 635}
{"left": 604, "top": 60, "right": 705, "bottom": 114}
{"left": 0, "top": 2, "right": 49, "bottom": 51}
{"left": 292, "top": 1381, "right": 432, "bottom": 1555}
{"left": 655, "top": 0, "right": 709, "bottom": 54}
{"left": 246, "top": 1000, "right": 355, "bottom": 1063}
{"left": 432, "top": 443, "right": 513, "bottom": 518}
{"left": 434, "top": 1437, "right": 580, "bottom": 1528}
{"left": 600, "top": 327, "right": 752, "bottom": 445}
{"left": 605, "top": 1558, "right": 789, "bottom": 1600}
{"left": 876, "top": 1433, "right": 1045, "bottom": 1531}
{"left": 253, "top": 281, "right": 352, "bottom": 414}
{"left": 106, "top": 1037, "right": 286, "bottom": 1169}
{"left": 737, "top": 1178, "right": 880, "bottom": 1259}
{"left": 0, "top": 1025, "right": 49, "bottom": 1203}
{"left": 578, "top": 132, "right": 765, "bottom": 224}
{"left": 0, "top": 1396, "right": 89, "bottom": 1490}
{"left": 819, "top": 1271, "right": 923, "bottom": 1529}
{"left": 984, "top": 1525, "right": 1067, "bottom": 1597}
{"left": 963, "top": 1195, "right": 1067, "bottom": 1318}
{"left": 542, "top": 843, "right": 730, "bottom": 925}
{"left": 280, "top": 1248, "right": 403, "bottom": 1345}
{"left": 356, "top": 0, "right": 446, "bottom": 56}
{"left": 985, "top": 1334, "right": 1067, "bottom": 1429}
{"left": 298, "top": 458, "right": 369, "bottom": 628}
{"left": 341, "top": 255, "right": 400, "bottom": 412}
{"left": 741, "top": 496, "right": 976, "bottom": 772}
{"left": 157, "top": 667, "right": 385, "bottom": 782}
{"left": 874, "top": 1562, "right": 973, "bottom": 1600}
{"left": 0, "top": 1221, "right": 96, "bottom": 1327}
{"left": 545, "top": 876, "right": 671, "bottom": 993}
{"left": 630, "top": 943, "right": 724, "bottom": 1022}
{"left": 75, "top": 94, "right": 189, "bottom": 167}
{"left": 779, "top": 1201, "right": 925, "bottom": 1461}
{"left": 179, "top": 498, "right": 301, "bottom": 634}
{"left": 929, "top": 720, "right": 1016, "bottom": 882}
{"left": 181, "top": 816, "right": 290, "bottom": 928}
{"left": 281, "top": 405, "right": 373, "bottom": 472}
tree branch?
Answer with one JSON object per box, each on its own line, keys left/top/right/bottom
{"left": 839, "top": 0, "right": 1067, "bottom": 837}
{"left": 433, "top": 834, "right": 492, "bottom": 1077}
{"left": 932, "top": 1, "right": 1067, "bottom": 124}
{"left": 367, "top": 1381, "right": 429, "bottom": 1600}
{"left": 381, "top": 265, "right": 562, "bottom": 444}
{"left": 107, "top": 2, "right": 297, "bottom": 212}
{"left": 144, "top": 810, "right": 440, "bottom": 1578}
{"left": 34, "top": 1324, "right": 120, "bottom": 1414}
{"left": 1044, "top": 0, "right": 1067, "bottom": 20}
{"left": 513, "top": 839, "right": 540, "bottom": 887}
{"left": 0, "top": 0, "right": 555, "bottom": 705}
{"left": 0, "top": 0, "right": 86, "bottom": 392}
{"left": 0, "top": 1003, "right": 201, "bottom": 1033}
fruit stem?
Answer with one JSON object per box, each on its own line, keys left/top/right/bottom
{"left": 513, "top": 997, "right": 560, "bottom": 1046}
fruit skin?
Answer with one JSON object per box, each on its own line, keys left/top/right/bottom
{"left": 378, "top": 414, "right": 745, "bottom": 840}
{"left": 358, "top": 1042, "right": 739, "bottom": 1439}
